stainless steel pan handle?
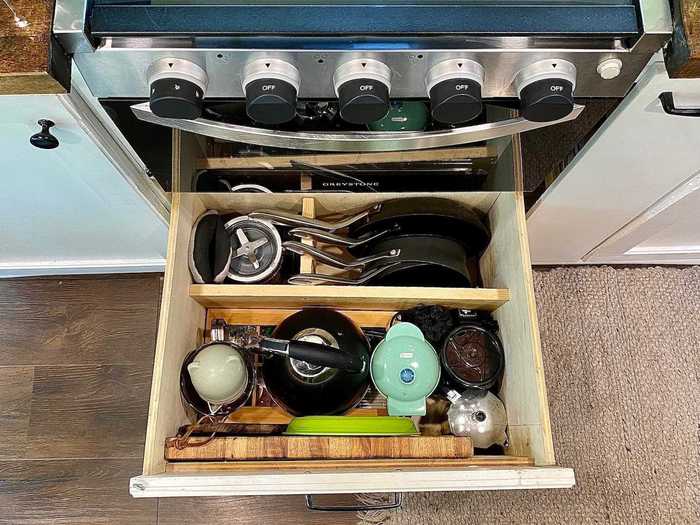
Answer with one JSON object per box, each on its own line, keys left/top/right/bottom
{"left": 250, "top": 205, "right": 380, "bottom": 232}
{"left": 283, "top": 241, "right": 400, "bottom": 270}
{"left": 289, "top": 227, "right": 393, "bottom": 249}
{"left": 131, "top": 102, "right": 584, "bottom": 152}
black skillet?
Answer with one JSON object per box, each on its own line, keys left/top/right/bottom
{"left": 251, "top": 197, "right": 491, "bottom": 256}
{"left": 284, "top": 234, "right": 473, "bottom": 287}
{"left": 347, "top": 197, "right": 491, "bottom": 255}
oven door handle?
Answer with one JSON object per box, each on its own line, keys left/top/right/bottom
{"left": 130, "top": 102, "right": 584, "bottom": 152}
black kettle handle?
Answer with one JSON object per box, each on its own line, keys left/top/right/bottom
{"left": 259, "top": 338, "right": 365, "bottom": 373}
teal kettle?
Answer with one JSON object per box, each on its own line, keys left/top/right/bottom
{"left": 371, "top": 322, "right": 441, "bottom": 416}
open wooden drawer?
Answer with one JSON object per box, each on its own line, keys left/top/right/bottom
{"left": 129, "top": 189, "right": 575, "bottom": 497}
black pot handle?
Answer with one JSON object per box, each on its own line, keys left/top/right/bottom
{"left": 305, "top": 493, "right": 402, "bottom": 512}
{"left": 259, "top": 337, "right": 365, "bottom": 373}
{"left": 659, "top": 92, "right": 700, "bottom": 117}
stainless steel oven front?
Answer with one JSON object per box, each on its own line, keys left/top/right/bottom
{"left": 53, "top": 0, "right": 671, "bottom": 159}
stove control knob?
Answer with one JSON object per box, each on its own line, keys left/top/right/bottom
{"left": 148, "top": 58, "right": 208, "bottom": 120}
{"left": 426, "top": 59, "right": 485, "bottom": 124}
{"left": 242, "top": 59, "right": 300, "bottom": 125}
{"left": 334, "top": 59, "right": 391, "bottom": 125}
{"left": 515, "top": 59, "right": 577, "bottom": 122}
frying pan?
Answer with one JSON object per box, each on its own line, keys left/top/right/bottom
{"left": 252, "top": 197, "right": 491, "bottom": 256}
{"left": 285, "top": 235, "right": 473, "bottom": 287}
{"left": 348, "top": 197, "right": 491, "bottom": 255}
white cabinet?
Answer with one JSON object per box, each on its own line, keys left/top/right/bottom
{"left": 0, "top": 76, "right": 169, "bottom": 277}
{"left": 527, "top": 58, "right": 700, "bottom": 265}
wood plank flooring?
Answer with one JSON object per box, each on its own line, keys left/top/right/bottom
{"left": 0, "top": 274, "right": 357, "bottom": 525}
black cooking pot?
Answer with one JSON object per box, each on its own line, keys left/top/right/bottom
{"left": 262, "top": 309, "right": 371, "bottom": 416}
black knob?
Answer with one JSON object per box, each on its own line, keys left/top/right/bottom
{"left": 337, "top": 79, "right": 390, "bottom": 125}
{"left": 149, "top": 77, "right": 204, "bottom": 120}
{"left": 30, "top": 119, "right": 59, "bottom": 150}
{"left": 429, "top": 78, "right": 483, "bottom": 124}
{"left": 245, "top": 78, "right": 297, "bottom": 125}
{"left": 520, "top": 78, "right": 574, "bottom": 122}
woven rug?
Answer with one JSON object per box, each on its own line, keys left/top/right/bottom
{"left": 362, "top": 266, "right": 700, "bottom": 525}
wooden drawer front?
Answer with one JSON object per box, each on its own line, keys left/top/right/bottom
{"left": 130, "top": 191, "right": 574, "bottom": 498}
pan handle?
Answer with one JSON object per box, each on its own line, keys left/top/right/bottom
{"left": 258, "top": 337, "right": 365, "bottom": 373}
{"left": 283, "top": 240, "right": 399, "bottom": 270}
{"left": 250, "top": 204, "right": 380, "bottom": 232}
{"left": 288, "top": 227, "right": 392, "bottom": 249}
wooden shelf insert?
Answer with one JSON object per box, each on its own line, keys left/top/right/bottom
{"left": 189, "top": 284, "right": 510, "bottom": 310}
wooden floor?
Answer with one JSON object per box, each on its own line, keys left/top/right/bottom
{"left": 0, "top": 275, "right": 357, "bottom": 525}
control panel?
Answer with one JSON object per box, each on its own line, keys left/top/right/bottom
{"left": 147, "top": 56, "right": 579, "bottom": 125}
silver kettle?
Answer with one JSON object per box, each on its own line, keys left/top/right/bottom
{"left": 446, "top": 389, "right": 508, "bottom": 448}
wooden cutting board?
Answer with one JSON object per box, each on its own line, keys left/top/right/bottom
{"left": 165, "top": 435, "right": 473, "bottom": 461}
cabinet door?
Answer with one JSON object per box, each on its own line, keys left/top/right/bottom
{"left": 585, "top": 171, "right": 700, "bottom": 263}
{"left": 0, "top": 93, "right": 169, "bottom": 277}
{"left": 526, "top": 59, "right": 700, "bottom": 265}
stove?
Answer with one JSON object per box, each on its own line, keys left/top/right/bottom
{"left": 53, "top": 0, "right": 672, "bottom": 152}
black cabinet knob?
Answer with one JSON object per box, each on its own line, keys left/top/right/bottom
{"left": 429, "top": 78, "right": 483, "bottom": 124}
{"left": 519, "top": 78, "right": 574, "bottom": 123}
{"left": 149, "top": 77, "right": 204, "bottom": 120}
{"left": 245, "top": 78, "right": 298, "bottom": 125}
{"left": 30, "top": 119, "right": 59, "bottom": 150}
{"left": 337, "top": 79, "right": 390, "bottom": 125}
